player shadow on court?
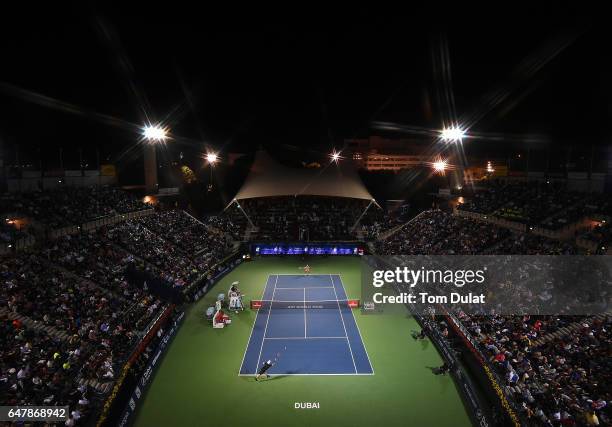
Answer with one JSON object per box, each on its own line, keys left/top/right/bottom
{"left": 425, "top": 367, "right": 452, "bottom": 393}
{"left": 239, "top": 371, "right": 297, "bottom": 383}
{"left": 263, "top": 374, "right": 291, "bottom": 382}
{"left": 410, "top": 331, "right": 430, "bottom": 350}
{"left": 243, "top": 374, "right": 293, "bottom": 383}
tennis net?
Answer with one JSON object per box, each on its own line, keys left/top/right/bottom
{"left": 250, "top": 299, "right": 360, "bottom": 310}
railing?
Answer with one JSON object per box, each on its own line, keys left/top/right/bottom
{"left": 366, "top": 254, "right": 522, "bottom": 427}
{"left": 95, "top": 306, "right": 180, "bottom": 427}
{"left": 49, "top": 209, "right": 155, "bottom": 238}
{"left": 576, "top": 236, "right": 599, "bottom": 252}
{"left": 454, "top": 209, "right": 527, "bottom": 233}
{"left": 1, "top": 234, "right": 36, "bottom": 254}
{"left": 456, "top": 209, "right": 609, "bottom": 251}
{"left": 376, "top": 210, "right": 431, "bottom": 241}
{"left": 183, "top": 250, "right": 243, "bottom": 300}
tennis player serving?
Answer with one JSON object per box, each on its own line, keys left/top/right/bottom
{"left": 255, "top": 360, "right": 273, "bottom": 381}
{"left": 255, "top": 346, "right": 287, "bottom": 381}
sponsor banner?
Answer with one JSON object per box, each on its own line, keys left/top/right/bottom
{"left": 411, "top": 312, "right": 491, "bottom": 427}
{"left": 252, "top": 243, "right": 364, "bottom": 256}
{"left": 117, "top": 312, "right": 185, "bottom": 427}
{"left": 192, "top": 265, "right": 233, "bottom": 302}
{"left": 362, "top": 256, "right": 611, "bottom": 315}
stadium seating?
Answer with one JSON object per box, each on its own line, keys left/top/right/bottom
{"left": 0, "top": 188, "right": 239, "bottom": 424}
{"left": 374, "top": 209, "right": 610, "bottom": 425}
{"left": 2, "top": 184, "right": 610, "bottom": 426}
{"left": 226, "top": 196, "right": 373, "bottom": 241}
{"left": 0, "top": 186, "right": 149, "bottom": 229}
{"left": 375, "top": 210, "right": 511, "bottom": 255}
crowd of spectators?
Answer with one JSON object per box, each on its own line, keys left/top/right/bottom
{"left": 458, "top": 180, "right": 612, "bottom": 233}
{"left": 0, "top": 197, "right": 239, "bottom": 424}
{"left": 374, "top": 209, "right": 584, "bottom": 256}
{"left": 359, "top": 210, "right": 410, "bottom": 240}
{"left": 375, "top": 210, "right": 511, "bottom": 255}
{"left": 2, "top": 184, "right": 610, "bottom": 426}
{"left": 580, "top": 222, "right": 612, "bottom": 251}
{"left": 139, "top": 211, "right": 235, "bottom": 276}
{"left": 495, "top": 233, "right": 577, "bottom": 255}
{"left": 0, "top": 186, "right": 149, "bottom": 229}
{"left": 460, "top": 313, "right": 610, "bottom": 426}
{"left": 202, "top": 215, "right": 242, "bottom": 241}
{"left": 373, "top": 207, "right": 610, "bottom": 426}
{"left": 107, "top": 220, "right": 201, "bottom": 288}
{"left": 0, "top": 249, "right": 164, "bottom": 425}
{"left": 227, "top": 196, "right": 372, "bottom": 241}
{"left": 1, "top": 220, "right": 28, "bottom": 245}
{"left": 1, "top": 319, "right": 93, "bottom": 424}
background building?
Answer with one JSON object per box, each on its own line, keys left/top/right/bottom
{"left": 346, "top": 136, "right": 430, "bottom": 171}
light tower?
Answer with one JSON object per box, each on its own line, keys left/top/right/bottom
{"left": 142, "top": 124, "right": 167, "bottom": 193}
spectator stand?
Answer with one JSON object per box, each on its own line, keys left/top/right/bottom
{"left": 185, "top": 250, "right": 243, "bottom": 302}
{"left": 363, "top": 255, "right": 503, "bottom": 427}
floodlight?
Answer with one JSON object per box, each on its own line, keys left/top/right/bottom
{"left": 330, "top": 149, "right": 342, "bottom": 163}
{"left": 440, "top": 126, "right": 465, "bottom": 142}
{"left": 206, "top": 153, "right": 218, "bottom": 164}
{"left": 142, "top": 125, "right": 167, "bottom": 141}
{"left": 433, "top": 159, "right": 447, "bottom": 172}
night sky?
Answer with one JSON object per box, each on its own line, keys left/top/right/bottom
{"left": 0, "top": 5, "right": 605, "bottom": 176}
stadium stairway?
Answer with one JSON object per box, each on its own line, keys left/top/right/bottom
{"left": 139, "top": 222, "right": 195, "bottom": 261}
{"left": 243, "top": 224, "right": 259, "bottom": 241}
{"left": 530, "top": 313, "right": 609, "bottom": 347}
{"left": 0, "top": 306, "right": 70, "bottom": 341}
{"left": 78, "top": 376, "right": 114, "bottom": 394}
{"left": 376, "top": 210, "right": 431, "bottom": 241}
{"left": 43, "top": 260, "right": 129, "bottom": 303}
{"left": 367, "top": 241, "right": 377, "bottom": 254}
{"left": 0, "top": 306, "right": 121, "bottom": 395}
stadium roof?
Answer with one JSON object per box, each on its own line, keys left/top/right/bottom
{"left": 233, "top": 151, "right": 375, "bottom": 202}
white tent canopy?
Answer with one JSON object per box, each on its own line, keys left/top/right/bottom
{"left": 233, "top": 151, "right": 375, "bottom": 201}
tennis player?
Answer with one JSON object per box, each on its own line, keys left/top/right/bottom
{"left": 255, "top": 360, "right": 274, "bottom": 381}
{"left": 304, "top": 264, "right": 311, "bottom": 275}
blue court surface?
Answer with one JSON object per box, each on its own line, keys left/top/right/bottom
{"left": 239, "top": 274, "right": 373, "bottom": 376}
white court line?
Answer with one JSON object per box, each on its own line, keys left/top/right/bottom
{"left": 255, "top": 275, "right": 278, "bottom": 372}
{"left": 264, "top": 336, "right": 348, "bottom": 340}
{"left": 268, "top": 300, "right": 343, "bottom": 303}
{"left": 335, "top": 274, "right": 375, "bottom": 375}
{"left": 238, "top": 372, "right": 374, "bottom": 377}
{"left": 274, "top": 273, "right": 341, "bottom": 276}
{"left": 274, "top": 286, "right": 334, "bottom": 290}
{"left": 303, "top": 287, "right": 307, "bottom": 338}
{"left": 330, "top": 274, "right": 357, "bottom": 374}
{"left": 237, "top": 274, "right": 272, "bottom": 375}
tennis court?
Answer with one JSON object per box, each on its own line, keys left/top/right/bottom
{"left": 133, "top": 257, "right": 471, "bottom": 427}
{"left": 239, "top": 274, "right": 373, "bottom": 375}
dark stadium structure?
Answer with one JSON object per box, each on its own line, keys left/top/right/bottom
{"left": 0, "top": 6, "right": 608, "bottom": 427}
{"left": 2, "top": 153, "right": 611, "bottom": 426}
